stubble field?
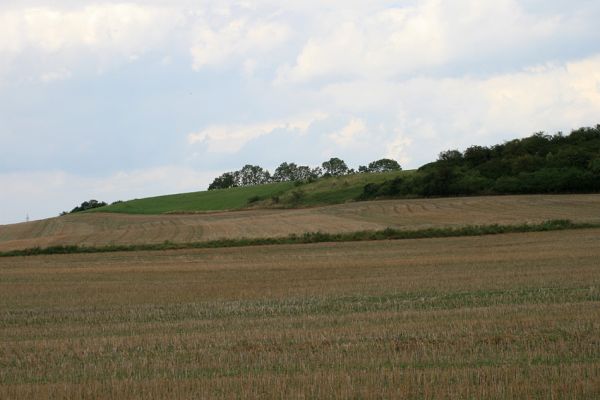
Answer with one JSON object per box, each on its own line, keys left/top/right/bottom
{"left": 2, "top": 194, "right": 600, "bottom": 251}
{"left": 1, "top": 228, "right": 599, "bottom": 398}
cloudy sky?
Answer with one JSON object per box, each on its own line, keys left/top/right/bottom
{"left": 1, "top": 0, "right": 600, "bottom": 224}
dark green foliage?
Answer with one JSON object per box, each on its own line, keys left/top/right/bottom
{"left": 272, "top": 162, "right": 322, "bottom": 183}
{"left": 437, "top": 149, "right": 463, "bottom": 164}
{"left": 359, "top": 158, "right": 402, "bottom": 173}
{"left": 463, "top": 145, "right": 492, "bottom": 167}
{"left": 66, "top": 200, "right": 107, "bottom": 214}
{"left": 237, "top": 164, "right": 271, "bottom": 186}
{"left": 1, "top": 219, "right": 594, "bottom": 258}
{"left": 589, "top": 157, "right": 600, "bottom": 174}
{"left": 322, "top": 157, "right": 349, "bottom": 176}
{"left": 247, "top": 195, "right": 262, "bottom": 204}
{"left": 209, "top": 162, "right": 324, "bottom": 191}
{"left": 208, "top": 165, "right": 271, "bottom": 190}
{"left": 360, "top": 125, "right": 600, "bottom": 200}
{"left": 272, "top": 162, "right": 298, "bottom": 182}
{"left": 290, "top": 189, "right": 305, "bottom": 204}
{"left": 208, "top": 172, "right": 236, "bottom": 190}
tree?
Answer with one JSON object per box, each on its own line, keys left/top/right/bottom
{"left": 322, "top": 157, "right": 349, "bottom": 176}
{"left": 69, "top": 199, "right": 108, "bottom": 213}
{"left": 463, "top": 146, "right": 491, "bottom": 167}
{"left": 208, "top": 172, "right": 236, "bottom": 190}
{"left": 273, "top": 162, "right": 324, "bottom": 183}
{"left": 273, "top": 162, "right": 299, "bottom": 182}
{"left": 296, "top": 166, "right": 322, "bottom": 182}
{"left": 437, "top": 149, "right": 463, "bottom": 163}
{"left": 366, "top": 158, "right": 401, "bottom": 173}
{"left": 236, "top": 165, "right": 271, "bottom": 186}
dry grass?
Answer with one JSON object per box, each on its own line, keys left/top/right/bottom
{"left": 2, "top": 194, "right": 600, "bottom": 252}
{"left": 1, "top": 229, "right": 600, "bottom": 398}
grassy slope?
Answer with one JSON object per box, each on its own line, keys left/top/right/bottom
{"left": 93, "top": 170, "right": 409, "bottom": 215}
{"left": 279, "top": 170, "right": 408, "bottom": 206}
{"left": 96, "top": 182, "right": 295, "bottom": 214}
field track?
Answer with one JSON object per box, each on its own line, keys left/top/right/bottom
{"left": 1, "top": 229, "right": 599, "bottom": 398}
{"left": 1, "top": 194, "right": 599, "bottom": 251}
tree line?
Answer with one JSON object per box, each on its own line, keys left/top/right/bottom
{"left": 60, "top": 124, "right": 600, "bottom": 216}
{"left": 60, "top": 199, "right": 108, "bottom": 215}
{"left": 359, "top": 125, "right": 600, "bottom": 200}
{"left": 208, "top": 157, "right": 401, "bottom": 190}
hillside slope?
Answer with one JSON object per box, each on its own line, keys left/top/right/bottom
{"left": 2, "top": 194, "right": 599, "bottom": 252}
{"left": 93, "top": 171, "right": 408, "bottom": 215}
{"left": 96, "top": 182, "right": 295, "bottom": 214}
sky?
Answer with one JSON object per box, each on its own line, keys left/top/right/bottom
{"left": 1, "top": 0, "right": 600, "bottom": 224}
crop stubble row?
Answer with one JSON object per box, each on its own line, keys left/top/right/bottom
{"left": 2, "top": 194, "right": 600, "bottom": 252}
{"left": 1, "top": 229, "right": 599, "bottom": 398}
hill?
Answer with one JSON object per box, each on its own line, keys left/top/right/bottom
{"left": 2, "top": 194, "right": 599, "bottom": 252}
{"left": 96, "top": 182, "right": 295, "bottom": 214}
{"left": 94, "top": 170, "right": 408, "bottom": 215}
{"left": 84, "top": 124, "right": 600, "bottom": 216}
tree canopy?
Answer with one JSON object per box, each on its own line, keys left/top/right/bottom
{"left": 321, "top": 157, "right": 349, "bottom": 177}
{"left": 359, "top": 158, "right": 402, "bottom": 173}
{"left": 62, "top": 199, "right": 108, "bottom": 215}
{"left": 359, "top": 125, "right": 600, "bottom": 200}
{"left": 207, "top": 156, "right": 404, "bottom": 190}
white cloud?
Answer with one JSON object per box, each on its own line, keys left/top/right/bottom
{"left": 0, "top": 4, "right": 182, "bottom": 83}
{"left": 188, "top": 112, "right": 327, "bottom": 153}
{"left": 386, "top": 134, "right": 413, "bottom": 167}
{"left": 190, "top": 17, "right": 290, "bottom": 70}
{"left": 328, "top": 118, "right": 367, "bottom": 147}
{"left": 2, "top": 1, "right": 600, "bottom": 225}
{"left": 0, "top": 5, "right": 180, "bottom": 54}
{"left": 0, "top": 2, "right": 293, "bottom": 81}
{"left": 276, "top": 0, "right": 578, "bottom": 84}
{"left": 315, "top": 54, "right": 600, "bottom": 166}
{"left": 1, "top": 0, "right": 595, "bottom": 84}
{"left": 39, "top": 68, "right": 71, "bottom": 83}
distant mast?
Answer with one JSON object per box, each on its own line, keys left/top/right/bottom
{"left": 26, "top": 213, "right": 29, "bottom": 223}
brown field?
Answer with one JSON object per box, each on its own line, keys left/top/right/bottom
{"left": 1, "top": 228, "right": 600, "bottom": 398}
{"left": 1, "top": 194, "right": 600, "bottom": 251}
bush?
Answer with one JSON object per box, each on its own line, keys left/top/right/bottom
{"left": 291, "top": 190, "right": 305, "bottom": 204}
{"left": 247, "top": 195, "right": 262, "bottom": 204}
{"left": 69, "top": 200, "right": 107, "bottom": 213}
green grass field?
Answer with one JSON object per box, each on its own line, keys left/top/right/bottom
{"left": 93, "top": 171, "right": 408, "bottom": 215}
{"left": 96, "top": 182, "right": 295, "bottom": 214}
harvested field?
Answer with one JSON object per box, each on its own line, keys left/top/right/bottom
{"left": 1, "top": 229, "right": 600, "bottom": 398}
{"left": 1, "top": 194, "right": 599, "bottom": 251}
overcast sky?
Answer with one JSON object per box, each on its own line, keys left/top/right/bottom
{"left": 1, "top": 0, "right": 600, "bottom": 224}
